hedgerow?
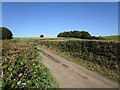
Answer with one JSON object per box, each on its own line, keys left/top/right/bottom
{"left": 2, "top": 40, "right": 57, "bottom": 89}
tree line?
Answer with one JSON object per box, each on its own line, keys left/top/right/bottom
{"left": 0, "top": 27, "right": 102, "bottom": 40}
{"left": 57, "top": 30, "right": 102, "bottom": 39}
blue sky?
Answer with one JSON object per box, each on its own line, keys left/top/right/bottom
{"left": 2, "top": 2, "right": 118, "bottom": 37}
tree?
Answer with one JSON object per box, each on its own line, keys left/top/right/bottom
{"left": 80, "top": 31, "right": 91, "bottom": 39}
{"left": 40, "top": 35, "right": 44, "bottom": 37}
{"left": 57, "top": 30, "right": 91, "bottom": 39}
{"left": 89, "top": 36, "right": 103, "bottom": 40}
{"left": 0, "top": 27, "right": 13, "bottom": 39}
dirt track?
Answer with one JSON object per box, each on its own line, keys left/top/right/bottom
{"left": 38, "top": 48, "right": 118, "bottom": 88}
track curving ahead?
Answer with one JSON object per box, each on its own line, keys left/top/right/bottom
{"left": 38, "top": 47, "right": 118, "bottom": 88}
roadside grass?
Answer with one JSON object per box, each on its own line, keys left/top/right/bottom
{"left": 2, "top": 39, "right": 58, "bottom": 89}
{"left": 102, "top": 35, "right": 120, "bottom": 40}
{"left": 39, "top": 46, "right": 119, "bottom": 83}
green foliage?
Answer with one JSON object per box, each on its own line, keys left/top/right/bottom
{"left": 0, "top": 27, "right": 13, "bottom": 39}
{"left": 37, "top": 40, "right": 120, "bottom": 82}
{"left": 2, "top": 40, "right": 58, "bottom": 89}
{"left": 57, "top": 30, "right": 91, "bottom": 39}
{"left": 89, "top": 36, "right": 103, "bottom": 40}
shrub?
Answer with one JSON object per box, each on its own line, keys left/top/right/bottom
{"left": 0, "top": 27, "right": 13, "bottom": 39}
{"left": 40, "top": 35, "right": 44, "bottom": 37}
{"left": 89, "top": 36, "right": 103, "bottom": 40}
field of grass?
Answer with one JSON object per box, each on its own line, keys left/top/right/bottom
{"left": 14, "top": 37, "right": 81, "bottom": 40}
{"left": 2, "top": 39, "right": 58, "bottom": 89}
{"left": 14, "top": 37, "right": 120, "bottom": 42}
{"left": 102, "top": 35, "right": 120, "bottom": 40}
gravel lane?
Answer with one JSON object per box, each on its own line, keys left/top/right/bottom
{"left": 38, "top": 48, "right": 118, "bottom": 88}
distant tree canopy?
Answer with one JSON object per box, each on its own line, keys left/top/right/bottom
{"left": 57, "top": 30, "right": 91, "bottom": 39}
{"left": 0, "top": 27, "right": 13, "bottom": 39}
{"left": 40, "top": 35, "right": 44, "bottom": 37}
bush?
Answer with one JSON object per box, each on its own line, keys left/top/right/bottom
{"left": 89, "top": 36, "right": 103, "bottom": 40}
{"left": 0, "top": 27, "right": 13, "bottom": 39}
{"left": 40, "top": 35, "right": 44, "bottom": 37}
{"left": 57, "top": 30, "right": 91, "bottom": 39}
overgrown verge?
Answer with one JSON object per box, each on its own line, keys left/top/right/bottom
{"left": 2, "top": 39, "right": 58, "bottom": 89}
{"left": 36, "top": 40, "right": 120, "bottom": 83}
